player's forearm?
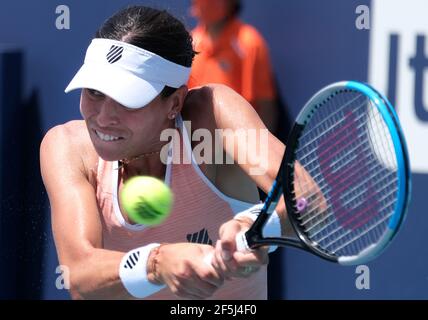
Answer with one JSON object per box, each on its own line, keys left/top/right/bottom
{"left": 66, "top": 248, "right": 132, "bottom": 299}
{"left": 275, "top": 196, "right": 295, "bottom": 237}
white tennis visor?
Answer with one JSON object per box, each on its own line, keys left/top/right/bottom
{"left": 65, "top": 38, "right": 191, "bottom": 109}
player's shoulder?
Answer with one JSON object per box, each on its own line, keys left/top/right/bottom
{"left": 184, "top": 84, "right": 237, "bottom": 117}
{"left": 185, "top": 84, "right": 216, "bottom": 105}
{"left": 40, "top": 120, "right": 95, "bottom": 168}
{"left": 183, "top": 84, "right": 251, "bottom": 132}
{"left": 41, "top": 120, "right": 88, "bottom": 151}
{"left": 183, "top": 86, "right": 215, "bottom": 131}
{"left": 186, "top": 83, "right": 237, "bottom": 102}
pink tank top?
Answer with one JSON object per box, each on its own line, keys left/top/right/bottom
{"left": 95, "top": 116, "right": 267, "bottom": 299}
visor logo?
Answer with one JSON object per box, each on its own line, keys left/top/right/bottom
{"left": 106, "top": 45, "right": 123, "bottom": 64}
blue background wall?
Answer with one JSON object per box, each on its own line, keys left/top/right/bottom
{"left": 0, "top": 0, "right": 426, "bottom": 299}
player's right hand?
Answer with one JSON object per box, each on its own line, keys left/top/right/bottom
{"left": 150, "top": 243, "right": 224, "bottom": 299}
{"left": 212, "top": 218, "right": 269, "bottom": 279}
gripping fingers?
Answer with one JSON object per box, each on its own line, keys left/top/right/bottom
{"left": 172, "top": 276, "right": 218, "bottom": 299}
{"left": 235, "top": 231, "right": 251, "bottom": 252}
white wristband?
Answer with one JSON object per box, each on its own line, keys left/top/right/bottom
{"left": 119, "top": 243, "right": 166, "bottom": 298}
{"left": 234, "top": 203, "right": 281, "bottom": 253}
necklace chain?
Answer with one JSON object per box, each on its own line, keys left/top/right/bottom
{"left": 117, "top": 150, "right": 162, "bottom": 169}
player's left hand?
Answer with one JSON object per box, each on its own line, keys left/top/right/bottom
{"left": 211, "top": 218, "right": 269, "bottom": 278}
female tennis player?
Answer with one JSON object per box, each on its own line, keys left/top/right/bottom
{"left": 40, "top": 5, "right": 285, "bottom": 299}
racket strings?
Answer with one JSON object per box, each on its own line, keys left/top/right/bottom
{"left": 297, "top": 96, "right": 397, "bottom": 192}
{"left": 296, "top": 92, "right": 394, "bottom": 184}
{"left": 367, "top": 101, "right": 398, "bottom": 170}
{"left": 294, "top": 96, "right": 386, "bottom": 209}
{"left": 298, "top": 106, "right": 369, "bottom": 162}
{"left": 312, "top": 199, "right": 396, "bottom": 247}
{"left": 296, "top": 149, "right": 397, "bottom": 222}
{"left": 326, "top": 100, "right": 395, "bottom": 250}
{"left": 324, "top": 197, "right": 397, "bottom": 254}
{"left": 301, "top": 175, "right": 397, "bottom": 231}
{"left": 292, "top": 90, "right": 399, "bottom": 257}
{"left": 307, "top": 186, "right": 395, "bottom": 247}
{"left": 311, "top": 121, "right": 396, "bottom": 253}
{"left": 296, "top": 133, "right": 374, "bottom": 190}
{"left": 323, "top": 211, "right": 393, "bottom": 253}
{"left": 298, "top": 92, "right": 362, "bottom": 141}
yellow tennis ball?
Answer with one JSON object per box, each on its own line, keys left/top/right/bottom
{"left": 120, "top": 176, "right": 173, "bottom": 226}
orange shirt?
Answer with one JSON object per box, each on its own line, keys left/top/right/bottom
{"left": 189, "top": 19, "right": 275, "bottom": 108}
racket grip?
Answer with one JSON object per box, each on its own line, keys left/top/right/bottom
{"left": 235, "top": 231, "right": 251, "bottom": 252}
{"left": 203, "top": 231, "right": 251, "bottom": 266}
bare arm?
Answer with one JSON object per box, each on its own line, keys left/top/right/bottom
{"left": 40, "top": 123, "right": 130, "bottom": 299}
{"left": 210, "top": 85, "right": 291, "bottom": 235}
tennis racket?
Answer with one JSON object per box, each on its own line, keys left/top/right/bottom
{"left": 233, "top": 81, "right": 411, "bottom": 266}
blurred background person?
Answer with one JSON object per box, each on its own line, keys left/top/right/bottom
{"left": 188, "top": 0, "right": 279, "bottom": 133}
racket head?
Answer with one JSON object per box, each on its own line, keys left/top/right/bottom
{"left": 281, "top": 81, "right": 411, "bottom": 265}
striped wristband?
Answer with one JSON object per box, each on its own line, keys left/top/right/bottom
{"left": 119, "top": 243, "right": 166, "bottom": 298}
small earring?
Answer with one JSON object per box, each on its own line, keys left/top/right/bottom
{"left": 169, "top": 113, "right": 176, "bottom": 120}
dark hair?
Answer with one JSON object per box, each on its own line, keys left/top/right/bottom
{"left": 95, "top": 6, "right": 196, "bottom": 97}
